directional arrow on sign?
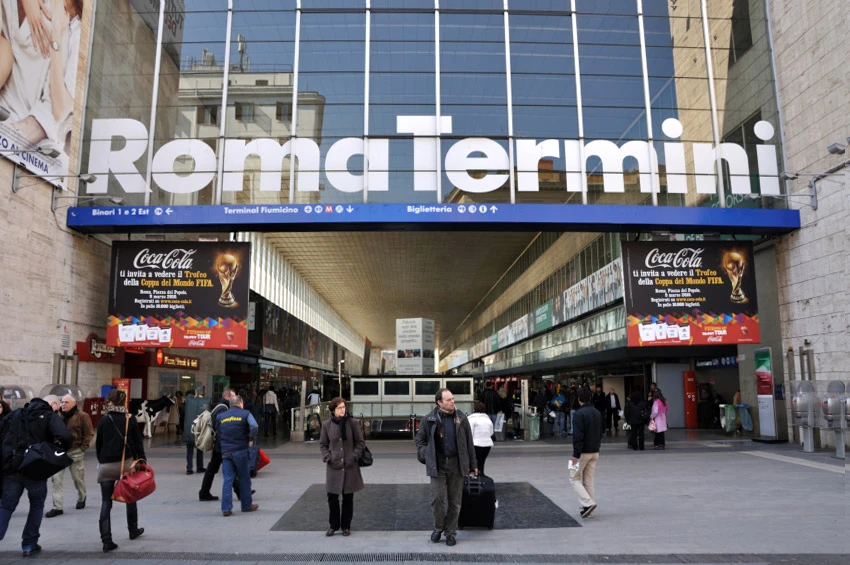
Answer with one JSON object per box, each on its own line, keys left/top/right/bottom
{"left": 346, "top": 206, "right": 354, "bottom": 213}
{"left": 165, "top": 208, "right": 173, "bottom": 215}
{"left": 490, "top": 205, "right": 498, "bottom": 213}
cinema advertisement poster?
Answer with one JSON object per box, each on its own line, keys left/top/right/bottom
{"left": 622, "top": 241, "right": 759, "bottom": 347}
{"left": 107, "top": 242, "right": 251, "bottom": 349}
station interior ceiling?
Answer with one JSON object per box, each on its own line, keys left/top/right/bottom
{"left": 265, "top": 231, "right": 542, "bottom": 351}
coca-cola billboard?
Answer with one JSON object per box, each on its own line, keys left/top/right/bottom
{"left": 107, "top": 242, "right": 251, "bottom": 350}
{"left": 622, "top": 241, "right": 759, "bottom": 347}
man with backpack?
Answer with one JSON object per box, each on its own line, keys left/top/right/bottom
{"left": 198, "top": 389, "right": 246, "bottom": 502}
{"left": 0, "top": 396, "right": 73, "bottom": 557}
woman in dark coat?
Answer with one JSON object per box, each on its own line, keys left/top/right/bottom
{"left": 319, "top": 397, "right": 365, "bottom": 537}
{"left": 623, "top": 389, "right": 646, "bottom": 451}
{"left": 96, "top": 389, "right": 146, "bottom": 552}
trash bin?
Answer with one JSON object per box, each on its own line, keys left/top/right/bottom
{"left": 527, "top": 414, "right": 540, "bottom": 441}
{"left": 720, "top": 404, "right": 737, "bottom": 433}
{"left": 737, "top": 404, "right": 753, "bottom": 432}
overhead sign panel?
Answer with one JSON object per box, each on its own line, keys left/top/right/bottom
{"left": 66, "top": 203, "right": 800, "bottom": 235}
{"left": 107, "top": 241, "right": 251, "bottom": 350}
{"left": 622, "top": 241, "right": 760, "bottom": 347}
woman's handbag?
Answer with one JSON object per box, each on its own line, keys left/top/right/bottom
{"left": 111, "top": 415, "right": 156, "bottom": 504}
{"left": 648, "top": 418, "right": 657, "bottom": 432}
{"left": 358, "top": 444, "right": 373, "bottom": 467}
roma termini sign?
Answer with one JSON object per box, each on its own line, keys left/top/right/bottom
{"left": 86, "top": 116, "right": 781, "bottom": 197}
{"left": 69, "top": 116, "right": 800, "bottom": 234}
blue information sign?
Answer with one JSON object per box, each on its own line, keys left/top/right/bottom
{"left": 65, "top": 203, "right": 800, "bottom": 235}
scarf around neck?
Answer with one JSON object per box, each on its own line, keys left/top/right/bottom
{"left": 331, "top": 414, "right": 350, "bottom": 440}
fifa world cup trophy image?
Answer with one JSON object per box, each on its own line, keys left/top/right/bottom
{"left": 215, "top": 253, "right": 240, "bottom": 308}
{"left": 722, "top": 250, "right": 748, "bottom": 304}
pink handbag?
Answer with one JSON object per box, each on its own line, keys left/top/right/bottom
{"left": 648, "top": 418, "right": 657, "bottom": 432}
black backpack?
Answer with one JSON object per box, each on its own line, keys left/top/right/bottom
{"left": 1, "top": 408, "right": 31, "bottom": 474}
{"left": 639, "top": 405, "right": 651, "bottom": 424}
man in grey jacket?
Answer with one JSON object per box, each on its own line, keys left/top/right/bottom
{"left": 414, "top": 388, "right": 477, "bottom": 547}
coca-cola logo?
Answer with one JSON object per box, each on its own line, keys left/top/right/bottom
{"left": 132, "top": 248, "right": 197, "bottom": 270}
{"left": 644, "top": 247, "right": 704, "bottom": 269}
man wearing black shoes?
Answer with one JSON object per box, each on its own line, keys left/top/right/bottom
{"left": 415, "top": 388, "right": 477, "bottom": 547}
{"left": 569, "top": 387, "right": 603, "bottom": 520}
{"left": 198, "top": 388, "right": 236, "bottom": 501}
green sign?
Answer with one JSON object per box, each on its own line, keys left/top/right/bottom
{"left": 535, "top": 300, "right": 553, "bottom": 334}
{"left": 491, "top": 333, "right": 498, "bottom": 353}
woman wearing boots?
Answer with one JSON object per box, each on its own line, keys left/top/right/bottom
{"left": 95, "top": 389, "right": 145, "bottom": 552}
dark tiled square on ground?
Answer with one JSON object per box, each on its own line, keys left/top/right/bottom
{"left": 271, "top": 482, "right": 580, "bottom": 531}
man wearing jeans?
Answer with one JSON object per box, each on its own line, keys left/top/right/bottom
{"left": 569, "top": 387, "right": 603, "bottom": 519}
{"left": 215, "top": 395, "right": 259, "bottom": 516}
{"left": 415, "top": 388, "right": 477, "bottom": 547}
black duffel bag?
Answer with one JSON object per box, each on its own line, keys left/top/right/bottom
{"left": 18, "top": 443, "right": 73, "bottom": 481}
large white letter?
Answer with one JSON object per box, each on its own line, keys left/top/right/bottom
{"left": 152, "top": 140, "right": 216, "bottom": 194}
{"left": 87, "top": 119, "right": 148, "bottom": 194}
{"left": 325, "top": 138, "right": 365, "bottom": 193}
{"left": 583, "top": 140, "right": 658, "bottom": 193}
{"left": 692, "top": 142, "right": 752, "bottom": 195}
{"left": 445, "top": 138, "right": 509, "bottom": 194}
{"left": 396, "top": 115, "right": 453, "bottom": 191}
{"left": 221, "top": 138, "right": 320, "bottom": 192}
{"left": 661, "top": 118, "right": 687, "bottom": 194}
{"left": 516, "top": 139, "right": 560, "bottom": 192}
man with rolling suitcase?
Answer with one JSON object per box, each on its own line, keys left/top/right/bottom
{"left": 415, "top": 388, "right": 477, "bottom": 547}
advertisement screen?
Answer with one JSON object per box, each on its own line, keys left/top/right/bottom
{"left": 107, "top": 242, "right": 251, "bottom": 349}
{"left": 622, "top": 241, "right": 759, "bottom": 347}
{"left": 0, "top": 0, "right": 86, "bottom": 185}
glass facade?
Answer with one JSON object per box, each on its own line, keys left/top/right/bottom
{"left": 82, "top": 0, "right": 783, "bottom": 209}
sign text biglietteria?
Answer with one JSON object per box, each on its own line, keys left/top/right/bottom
{"left": 86, "top": 116, "right": 780, "bottom": 197}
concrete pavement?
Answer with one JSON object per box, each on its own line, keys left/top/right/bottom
{"left": 0, "top": 429, "right": 845, "bottom": 564}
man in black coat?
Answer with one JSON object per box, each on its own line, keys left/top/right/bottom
{"left": 0, "top": 396, "right": 73, "bottom": 557}
{"left": 605, "top": 387, "right": 622, "bottom": 436}
{"left": 481, "top": 381, "right": 501, "bottom": 425}
{"left": 415, "top": 388, "right": 477, "bottom": 547}
{"left": 570, "top": 388, "right": 603, "bottom": 520}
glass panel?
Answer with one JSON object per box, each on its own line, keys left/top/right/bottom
{"left": 576, "top": 12, "right": 647, "bottom": 206}
{"left": 708, "top": 0, "right": 781, "bottom": 209}
{"left": 415, "top": 381, "right": 441, "bottom": 395}
{"left": 296, "top": 11, "right": 366, "bottom": 204}
{"left": 149, "top": 1, "right": 229, "bottom": 207}
{"left": 82, "top": 0, "right": 164, "bottom": 203}
{"left": 353, "top": 381, "right": 379, "bottom": 395}
{"left": 440, "top": 12, "right": 507, "bottom": 201}
{"left": 221, "top": 3, "right": 298, "bottom": 206}
{"left": 384, "top": 381, "right": 410, "bottom": 395}
{"left": 446, "top": 380, "right": 472, "bottom": 396}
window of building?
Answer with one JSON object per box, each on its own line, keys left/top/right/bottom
{"left": 276, "top": 102, "right": 292, "bottom": 122}
{"left": 196, "top": 105, "right": 218, "bottom": 125}
{"left": 729, "top": 0, "right": 753, "bottom": 66}
{"left": 235, "top": 102, "right": 255, "bottom": 122}
{"left": 255, "top": 79, "right": 269, "bottom": 86}
{"left": 722, "top": 111, "right": 762, "bottom": 195}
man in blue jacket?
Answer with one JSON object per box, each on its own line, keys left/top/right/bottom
{"left": 570, "top": 387, "right": 603, "bottom": 519}
{"left": 215, "top": 395, "right": 259, "bottom": 516}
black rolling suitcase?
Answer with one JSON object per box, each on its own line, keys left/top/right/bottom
{"left": 458, "top": 474, "right": 496, "bottom": 529}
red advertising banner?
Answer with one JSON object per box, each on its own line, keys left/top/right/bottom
{"left": 107, "top": 242, "right": 250, "bottom": 350}
{"left": 623, "top": 241, "right": 760, "bottom": 347}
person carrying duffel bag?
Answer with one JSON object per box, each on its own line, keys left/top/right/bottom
{"left": 0, "top": 395, "right": 73, "bottom": 558}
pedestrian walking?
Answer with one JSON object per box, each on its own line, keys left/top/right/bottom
{"left": 319, "top": 397, "right": 365, "bottom": 537}
{"left": 466, "top": 401, "right": 494, "bottom": 476}
{"left": 183, "top": 389, "right": 208, "bottom": 475}
{"left": 263, "top": 386, "right": 280, "bottom": 437}
{"left": 569, "top": 388, "right": 603, "bottom": 519}
{"left": 46, "top": 394, "right": 94, "bottom": 517}
{"left": 0, "top": 396, "right": 72, "bottom": 557}
{"left": 650, "top": 388, "right": 669, "bottom": 450}
{"left": 95, "top": 389, "right": 145, "bottom": 553}
{"left": 623, "top": 390, "right": 646, "bottom": 450}
{"left": 199, "top": 388, "right": 240, "bottom": 501}
{"left": 414, "top": 388, "right": 477, "bottom": 547}
{"left": 482, "top": 381, "right": 501, "bottom": 425}
{"left": 606, "top": 388, "right": 621, "bottom": 437}
{"left": 550, "top": 390, "right": 567, "bottom": 437}
{"left": 216, "top": 395, "right": 259, "bottom": 516}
